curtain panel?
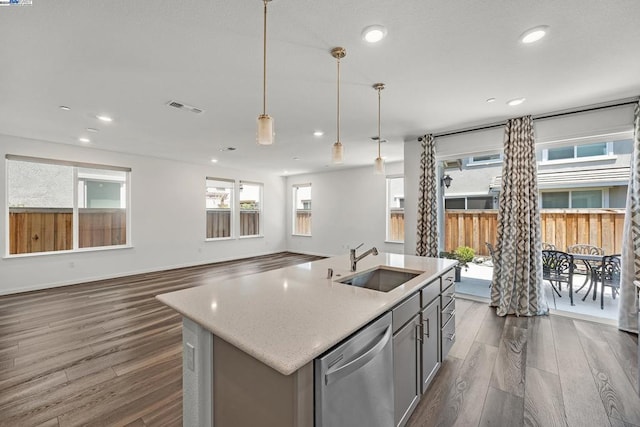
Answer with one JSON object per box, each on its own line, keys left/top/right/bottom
{"left": 619, "top": 102, "right": 640, "bottom": 333}
{"left": 491, "top": 116, "right": 548, "bottom": 316}
{"left": 416, "top": 134, "right": 439, "bottom": 257}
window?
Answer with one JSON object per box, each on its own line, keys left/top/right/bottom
{"left": 467, "top": 153, "right": 502, "bottom": 166}
{"left": 7, "top": 155, "right": 130, "bottom": 255}
{"left": 542, "top": 142, "right": 612, "bottom": 162}
{"left": 444, "top": 196, "right": 493, "bottom": 210}
{"left": 239, "top": 181, "right": 263, "bottom": 237}
{"left": 206, "top": 178, "right": 234, "bottom": 239}
{"left": 540, "top": 190, "right": 603, "bottom": 209}
{"left": 386, "top": 176, "right": 404, "bottom": 242}
{"left": 293, "top": 184, "right": 311, "bottom": 236}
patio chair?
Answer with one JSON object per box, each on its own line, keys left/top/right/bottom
{"left": 567, "top": 244, "right": 604, "bottom": 297}
{"left": 542, "top": 250, "right": 575, "bottom": 306}
{"left": 590, "top": 254, "right": 621, "bottom": 309}
{"left": 485, "top": 242, "right": 496, "bottom": 262}
{"left": 542, "top": 242, "right": 556, "bottom": 251}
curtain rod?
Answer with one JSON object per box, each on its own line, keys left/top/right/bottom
{"left": 432, "top": 98, "right": 639, "bottom": 139}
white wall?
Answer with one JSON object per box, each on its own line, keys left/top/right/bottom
{"left": 285, "top": 162, "right": 405, "bottom": 257}
{"left": 0, "top": 134, "right": 287, "bottom": 294}
{"left": 403, "top": 140, "right": 420, "bottom": 256}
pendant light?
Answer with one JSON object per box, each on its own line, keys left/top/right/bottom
{"left": 257, "top": 0, "right": 274, "bottom": 145}
{"left": 373, "top": 83, "right": 385, "bottom": 174}
{"left": 331, "top": 47, "right": 346, "bottom": 163}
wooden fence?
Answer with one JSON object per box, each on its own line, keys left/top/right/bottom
{"left": 295, "top": 211, "right": 311, "bottom": 235}
{"left": 9, "top": 208, "right": 126, "bottom": 254}
{"left": 445, "top": 209, "right": 625, "bottom": 256}
{"left": 206, "top": 210, "right": 261, "bottom": 238}
{"left": 389, "top": 210, "right": 405, "bottom": 241}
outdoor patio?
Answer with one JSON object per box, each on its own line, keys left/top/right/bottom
{"left": 455, "top": 261, "right": 620, "bottom": 322}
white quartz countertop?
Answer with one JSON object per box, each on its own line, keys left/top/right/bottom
{"left": 156, "top": 252, "right": 457, "bottom": 375}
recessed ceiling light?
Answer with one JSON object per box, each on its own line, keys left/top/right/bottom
{"left": 507, "top": 97, "right": 526, "bottom": 106}
{"left": 96, "top": 115, "right": 113, "bottom": 122}
{"left": 59, "top": 106, "right": 71, "bottom": 111}
{"left": 520, "top": 25, "right": 549, "bottom": 44}
{"left": 211, "top": 158, "right": 218, "bottom": 163}
{"left": 78, "top": 137, "right": 91, "bottom": 143}
{"left": 283, "top": 170, "right": 289, "bottom": 174}
{"left": 86, "top": 127, "right": 99, "bottom": 133}
{"left": 313, "top": 131, "right": 324, "bottom": 137}
{"left": 362, "top": 25, "right": 387, "bottom": 43}
{"left": 486, "top": 98, "right": 496, "bottom": 103}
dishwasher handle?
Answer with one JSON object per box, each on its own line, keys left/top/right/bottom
{"left": 324, "top": 325, "right": 392, "bottom": 386}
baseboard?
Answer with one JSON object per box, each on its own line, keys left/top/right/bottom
{"left": 549, "top": 307, "right": 618, "bottom": 326}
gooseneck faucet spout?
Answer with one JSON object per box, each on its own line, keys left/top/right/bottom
{"left": 350, "top": 244, "right": 379, "bottom": 272}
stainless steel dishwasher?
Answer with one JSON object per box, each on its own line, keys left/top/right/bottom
{"left": 315, "top": 312, "right": 394, "bottom": 427}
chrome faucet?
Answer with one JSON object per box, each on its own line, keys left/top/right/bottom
{"left": 350, "top": 243, "right": 379, "bottom": 272}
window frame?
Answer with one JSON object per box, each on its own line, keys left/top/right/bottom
{"left": 205, "top": 177, "right": 235, "bottom": 241}
{"left": 539, "top": 188, "right": 607, "bottom": 209}
{"left": 238, "top": 180, "right": 264, "bottom": 239}
{"left": 385, "top": 175, "right": 404, "bottom": 243}
{"left": 292, "top": 183, "right": 312, "bottom": 237}
{"left": 5, "top": 155, "right": 131, "bottom": 257}
{"left": 466, "top": 153, "right": 503, "bottom": 167}
{"left": 540, "top": 142, "right": 614, "bottom": 165}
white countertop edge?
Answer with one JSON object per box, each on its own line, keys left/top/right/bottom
{"left": 157, "top": 253, "right": 457, "bottom": 376}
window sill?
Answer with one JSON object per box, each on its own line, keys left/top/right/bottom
{"left": 384, "top": 240, "right": 404, "bottom": 244}
{"left": 239, "top": 235, "right": 264, "bottom": 239}
{"left": 539, "top": 155, "right": 617, "bottom": 166}
{"left": 4, "top": 244, "right": 133, "bottom": 259}
{"left": 205, "top": 237, "right": 234, "bottom": 242}
{"left": 292, "top": 234, "right": 312, "bottom": 237}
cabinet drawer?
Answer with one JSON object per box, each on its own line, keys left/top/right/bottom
{"left": 441, "top": 315, "right": 456, "bottom": 359}
{"left": 392, "top": 292, "right": 420, "bottom": 334}
{"left": 441, "top": 284, "right": 455, "bottom": 311}
{"left": 441, "top": 269, "right": 455, "bottom": 292}
{"left": 420, "top": 279, "right": 439, "bottom": 308}
{"left": 441, "top": 297, "right": 456, "bottom": 327}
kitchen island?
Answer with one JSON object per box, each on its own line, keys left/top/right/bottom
{"left": 157, "top": 252, "right": 457, "bottom": 427}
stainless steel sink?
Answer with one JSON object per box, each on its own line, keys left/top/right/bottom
{"left": 338, "top": 267, "right": 421, "bottom": 292}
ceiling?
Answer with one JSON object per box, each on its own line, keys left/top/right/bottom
{"left": 1, "top": 1, "right": 639, "bottom": 176}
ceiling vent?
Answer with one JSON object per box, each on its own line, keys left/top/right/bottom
{"left": 166, "top": 100, "right": 204, "bottom": 114}
{"left": 442, "top": 159, "right": 462, "bottom": 170}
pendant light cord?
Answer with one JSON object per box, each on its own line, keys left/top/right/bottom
{"left": 262, "top": 0, "right": 268, "bottom": 115}
{"left": 337, "top": 55, "right": 341, "bottom": 143}
{"left": 377, "top": 87, "right": 381, "bottom": 158}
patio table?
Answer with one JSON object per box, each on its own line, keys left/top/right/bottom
{"left": 570, "top": 253, "right": 605, "bottom": 301}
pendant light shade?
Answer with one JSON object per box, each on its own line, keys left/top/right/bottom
{"left": 373, "top": 83, "right": 385, "bottom": 174}
{"left": 331, "top": 47, "right": 346, "bottom": 164}
{"left": 257, "top": 0, "right": 274, "bottom": 145}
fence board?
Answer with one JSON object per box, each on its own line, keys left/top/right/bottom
{"left": 445, "top": 209, "right": 625, "bottom": 256}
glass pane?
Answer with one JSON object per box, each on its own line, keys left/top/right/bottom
{"left": 78, "top": 168, "right": 127, "bottom": 248}
{"left": 240, "top": 183, "right": 262, "bottom": 236}
{"left": 471, "top": 154, "right": 501, "bottom": 162}
{"left": 8, "top": 160, "right": 74, "bottom": 254}
{"left": 206, "top": 178, "right": 233, "bottom": 238}
{"left": 547, "top": 147, "right": 574, "bottom": 161}
{"left": 576, "top": 143, "right": 607, "bottom": 158}
{"left": 571, "top": 190, "right": 602, "bottom": 208}
{"left": 387, "top": 177, "right": 404, "bottom": 241}
{"left": 294, "top": 185, "right": 311, "bottom": 235}
{"left": 541, "top": 192, "right": 569, "bottom": 208}
{"left": 445, "top": 198, "right": 465, "bottom": 209}
{"left": 467, "top": 197, "right": 493, "bottom": 209}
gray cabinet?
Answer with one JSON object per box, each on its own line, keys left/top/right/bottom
{"left": 420, "top": 298, "right": 440, "bottom": 393}
{"left": 441, "top": 272, "right": 456, "bottom": 360}
{"left": 393, "top": 295, "right": 421, "bottom": 427}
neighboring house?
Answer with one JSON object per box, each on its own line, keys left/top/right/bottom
{"left": 441, "top": 138, "right": 632, "bottom": 209}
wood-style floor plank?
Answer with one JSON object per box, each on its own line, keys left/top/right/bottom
{"left": 524, "top": 366, "right": 568, "bottom": 427}
{"left": 478, "top": 386, "right": 524, "bottom": 427}
{"left": 527, "top": 316, "right": 558, "bottom": 374}
{"left": 490, "top": 320, "right": 528, "bottom": 398}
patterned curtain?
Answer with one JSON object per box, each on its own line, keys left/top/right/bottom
{"left": 416, "top": 134, "right": 439, "bottom": 257}
{"left": 490, "top": 116, "right": 548, "bottom": 316}
{"left": 618, "top": 101, "right": 640, "bottom": 333}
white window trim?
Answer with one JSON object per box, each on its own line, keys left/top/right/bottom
{"left": 5, "top": 156, "right": 132, "bottom": 257}
{"left": 466, "top": 153, "right": 503, "bottom": 167}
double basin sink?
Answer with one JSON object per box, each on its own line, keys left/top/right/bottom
{"left": 338, "top": 267, "right": 421, "bottom": 293}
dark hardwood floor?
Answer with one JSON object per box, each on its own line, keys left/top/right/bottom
{"left": 407, "top": 298, "right": 640, "bottom": 427}
{"left": 0, "top": 252, "right": 323, "bottom": 427}
{"left": 1, "top": 254, "right": 638, "bottom": 426}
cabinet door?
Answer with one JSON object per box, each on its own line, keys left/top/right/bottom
{"left": 393, "top": 314, "right": 421, "bottom": 427}
{"left": 421, "top": 299, "right": 440, "bottom": 394}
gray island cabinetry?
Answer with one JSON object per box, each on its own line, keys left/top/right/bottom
{"left": 157, "top": 253, "right": 457, "bottom": 427}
